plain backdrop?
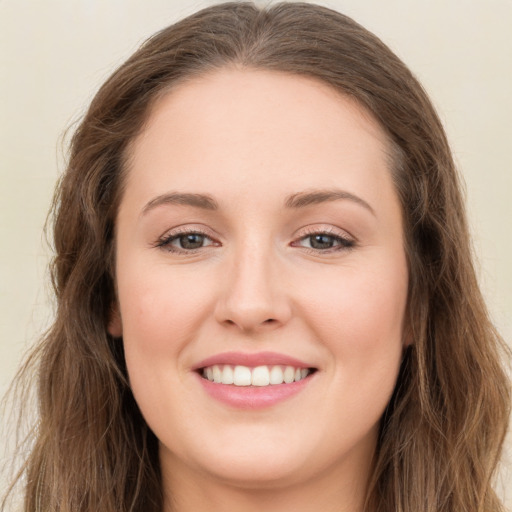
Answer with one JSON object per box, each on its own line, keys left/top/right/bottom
{"left": 1, "top": 0, "right": 511, "bottom": 506}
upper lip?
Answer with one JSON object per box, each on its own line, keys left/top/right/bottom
{"left": 193, "top": 351, "right": 315, "bottom": 370}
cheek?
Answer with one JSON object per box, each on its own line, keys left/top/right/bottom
{"left": 117, "top": 266, "right": 216, "bottom": 428}
{"left": 298, "top": 256, "right": 408, "bottom": 365}
{"left": 117, "top": 264, "right": 215, "bottom": 363}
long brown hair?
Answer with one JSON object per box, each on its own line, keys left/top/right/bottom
{"left": 3, "top": 2, "right": 509, "bottom": 511}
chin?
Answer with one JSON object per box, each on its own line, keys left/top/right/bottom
{"left": 161, "top": 429, "right": 316, "bottom": 490}
{"left": 202, "top": 455, "right": 310, "bottom": 490}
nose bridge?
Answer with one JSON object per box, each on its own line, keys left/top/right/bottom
{"left": 215, "top": 236, "right": 291, "bottom": 332}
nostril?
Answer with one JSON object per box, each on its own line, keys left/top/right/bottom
{"left": 220, "top": 313, "right": 285, "bottom": 332}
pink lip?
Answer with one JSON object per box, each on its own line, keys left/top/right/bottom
{"left": 192, "top": 351, "right": 317, "bottom": 410}
{"left": 195, "top": 372, "right": 315, "bottom": 410}
{"left": 193, "top": 351, "right": 314, "bottom": 370}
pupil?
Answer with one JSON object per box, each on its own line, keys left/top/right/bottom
{"left": 311, "top": 234, "right": 334, "bottom": 249}
{"left": 180, "top": 234, "right": 204, "bottom": 249}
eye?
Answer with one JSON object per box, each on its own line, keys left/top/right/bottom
{"left": 293, "top": 230, "right": 355, "bottom": 253}
{"left": 157, "top": 230, "right": 217, "bottom": 253}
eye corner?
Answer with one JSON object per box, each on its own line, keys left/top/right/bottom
{"left": 154, "top": 227, "right": 221, "bottom": 254}
{"left": 291, "top": 226, "right": 356, "bottom": 254}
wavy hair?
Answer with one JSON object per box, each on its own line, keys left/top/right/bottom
{"left": 3, "top": 2, "right": 509, "bottom": 511}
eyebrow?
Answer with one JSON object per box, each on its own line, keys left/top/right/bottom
{"left": 141, "top": 188, "right": 375, "bottom": 216}
{"left": 142, "top": 192, "right": 219, "bottom": 215}
{"left": 284, "top": 189, "right": 375, "bottom": 216}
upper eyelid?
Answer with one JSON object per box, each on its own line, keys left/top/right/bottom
{"left": 159, "top": 224, "right": 217, "bottom": 239}
{"left": 159, "top": 225, "right": 352, "bottom": 238}
{"left": 295, "top": 224, "right": 355, "bottom": 242}
{"left": 292, "top": 232, "right": 354, "bottom": 249}
{"left": 155, "top": 226, "right": 219, "bottom": 251}
{"left": 156, "top": 234, "right": 353, "bottom": 256}
{"left": 156, "top": 224, "right": 356, "bottom": 247}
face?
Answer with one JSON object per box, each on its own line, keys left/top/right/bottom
{"left": 110, "top": 69, "right": 409, "bottom": 494}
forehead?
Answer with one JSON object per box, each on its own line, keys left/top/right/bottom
{"left": 123, "top": 68, "right": 395, "bottom": 213}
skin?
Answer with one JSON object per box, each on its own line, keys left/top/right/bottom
{"left": 109, "top": 68, "right": 409, "bottom": 512}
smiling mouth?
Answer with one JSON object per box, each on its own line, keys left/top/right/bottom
{"left": 198, "top": 364, "right": 317, "bottom": 387}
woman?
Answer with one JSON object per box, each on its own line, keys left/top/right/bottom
{"left": 3, "top": 2, "right": 509, "bottom": 511}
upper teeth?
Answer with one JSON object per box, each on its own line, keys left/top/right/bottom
{"left": 202, "top": 365, "right": 311, "bottom": 386}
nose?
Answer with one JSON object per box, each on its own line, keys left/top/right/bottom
{"left": 214, "top": 244, "right": 292, "bottom": 333}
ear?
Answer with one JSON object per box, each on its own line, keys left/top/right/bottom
{"left": 402, "top": 320, "right": 414, "bottom": 348}
{"left": 403, "top": 333, "right": 413, "bottom": 348}
{"left": 107, "top": 303, "right": 123, "bottom": 338}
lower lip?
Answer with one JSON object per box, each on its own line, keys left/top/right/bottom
{"left": 196, "top": 373, "right": 315, "bottom": 409}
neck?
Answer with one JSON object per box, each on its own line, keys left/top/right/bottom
{"left": 161, "top": 446, "right": 373, "bottom": 512}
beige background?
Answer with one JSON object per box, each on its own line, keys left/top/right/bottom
{"left": 1, "top": 0, "right": 511, "bottom": 505}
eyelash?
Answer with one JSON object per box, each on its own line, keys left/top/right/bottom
{"left": 156, "top": 228, "right": 216, "bottom": 254}
{"left": 292, "top": 227, "right": 355, "bottom": 254}
{"left": 156, "top": 227, "right": 355, "bottom": 255}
